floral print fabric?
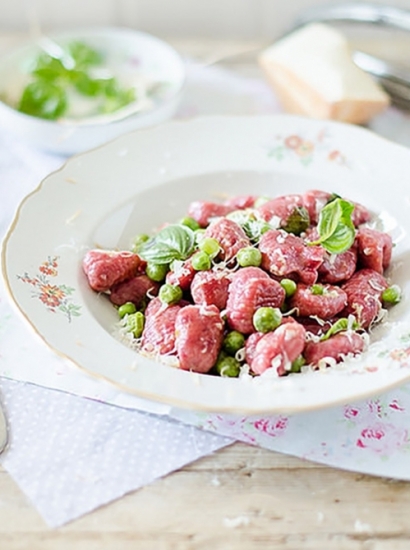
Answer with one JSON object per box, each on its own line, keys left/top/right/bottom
{"left": 171, "top": 387, "right": 410, "bottom": 479}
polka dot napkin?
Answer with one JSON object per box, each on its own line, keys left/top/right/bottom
{"left": 0, "top": 379, "right": 231, "bottom": 527}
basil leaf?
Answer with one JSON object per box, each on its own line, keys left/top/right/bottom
{"left": 282, "top": 206, "right": 310, "bottom": 235}
{"left": 67, "top": 41, "right": 103, "bottom": 68}
{"left": 321, "top": 223, "right": 355, "bottom": 254}
{"left": 242, "top": 219, "right": 271, "bottom": 242}
{"left": 317, "top": 199, "right": 344, "bottom": 241}
{"left": 33, "top": 54, "right": 68, "bottom": 81}
{"left": 309, "top": 198, "right": 355, "bottom": 254}
{"left": 18, "top": 40, "right": 137, "bottom": 120}
{"left": 137, "top": 243, "right": 183, "bottom": 265}
{"left": 337, "top": 199, "right": 355, "bottom": 227}
{"left": 138, "top": 224, "right": 195, "bottom": 265}
{"left": 325, "top": 192, "right": 342, "bottom": 205}
{"left": 103, "top": 78, "right": 121, "bottom": 98}
{"left": 73, "top": 73, "right": 106, "bottom": 97}
{"left": 100, "top": 86, "right": 136, "bottom": 114}
{"left": 159, "top": 225, "right": 195, "bottom": 257}
{"left": 320, "top": 317, "right": 359, "bottom": 341}
{"left": 18, "top": 81, "right": 67, "bottom": 120}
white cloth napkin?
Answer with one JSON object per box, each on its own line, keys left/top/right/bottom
{"left": 2, "top": 59, "right": 410, "bottom": 528}
{"left": 0, "top": 379, "right": 231, "bottom": 527}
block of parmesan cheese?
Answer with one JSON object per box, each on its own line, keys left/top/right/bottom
{"left": 258, "top": 23, "right": 390, "bottom": 124}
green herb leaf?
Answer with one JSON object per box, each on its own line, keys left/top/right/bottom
{"left": 322, "top": 221, "right": 356, "bottom": 254}
{"left": 309, "top": 198, "right": 355, "bottom": 254}
{"left": 102, "top": 78, "right": 121, "bottom": 98}
{"left": 17, "top": 40, "right": 136, "bottom": 120}
{"left": 226, "top": 211, "right": 271, "bottom": 243}
{"left": 242, "top": 219, "right": 271, "bottom": 242}
{"left": 67, "top": 41, "right": 103, "bottom": 68}
{"left": 138, "top": 224, "right": 195, "bottom": 264}
{"left": 32, "top": 53, "right": 68, "bottom": 81}
{"left": 320, "top": 317, "right": 360, "bottom": 341}
{"left": 282, "top": 206, "right": 310, "bottom": 235}
{"left": 73, "top": 73, "right": 105, "bottom": 97}
{"left": 18, "top": 80, "right": 67, "bottom": 119}
{"left": 325, "top": 192, "right": 342, "bottom": 205}
{"left": 100, "top": 86, "right": 136, "bottom": 113}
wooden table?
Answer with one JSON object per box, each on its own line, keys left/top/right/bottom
{"left": 1, "top": 32, "right": 410, "bottom": 549}
{"left": 2, "top": 443, "right": 410, "bottom": 549}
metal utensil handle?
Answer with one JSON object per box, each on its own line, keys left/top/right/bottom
{"left": 294, "top": 2, "right": 410, "bottom": 33}
{"left": 352, "top": 51, "right": 410, "bottom": 87}
{"left": 0, "top": 400, "right": 8, "bottom": 454}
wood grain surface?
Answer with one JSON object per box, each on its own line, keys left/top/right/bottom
{"left": 1, "top": 443, "right": 410, "bottom": 549}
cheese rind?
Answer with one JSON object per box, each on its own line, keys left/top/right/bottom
{"left": 258, "top": 23, "right": 390, "bottom": 124}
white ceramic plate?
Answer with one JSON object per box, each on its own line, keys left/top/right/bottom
{"left": 3, "top": 115, "right": 410, "bottom": 414}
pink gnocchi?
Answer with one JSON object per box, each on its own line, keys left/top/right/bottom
{"left": 82, "top": 189, "right": 400, "bottom": 378}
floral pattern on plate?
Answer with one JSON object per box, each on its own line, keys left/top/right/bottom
{"left": 17, "top": 256, "right": 81, "bottom": 322}
{"left": 267, "top": 128, "right": 349, "bottom": 167}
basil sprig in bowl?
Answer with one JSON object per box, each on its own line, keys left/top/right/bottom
{"left": 0, "top": 27, "right": 185, "bottom": 155}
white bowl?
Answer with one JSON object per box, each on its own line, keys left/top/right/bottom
{"left": 0, "top": 27, "right": 186, "bottom": 155}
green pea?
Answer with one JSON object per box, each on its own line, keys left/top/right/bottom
{"left": 280, "top": 278, "right": 297, "bottom": 298}
{"left": 290, "top": 355, "right": 306, "bottom": 373}
{"left": 131, "top": 233, "right": 150, "bottom": 253}
{"left": 159, "top": 283, "right": 183, "bottom": 305}
{"left": 180, "top": 216, "right": 200, "bottom": 231}
{"left": 382, "top": 285, "right": 401, "bottom": 304}
{"left": 215, "top": 355, "right": 241, "bottom": 377}
{"left": 236, "top": 246, "right": 262, "bottom": 267}
{"left": 198, "top": 237, "right": 220, "bottom": 258}
{"left": 191, "top": 250, "right": 211, "bottom": 271}
{"left": 310, "top": 284, "right": 324, "bottom": 296}
{"left": 253, "top": 307, "right": 282, "bottom": 333}
{"left": 118, "top": 301, "right": 137, "bottom": 318}
{"left": 222, "top": 331, "right": 245, "bottom": 355}
{"left": 146, "top": 262, "right": 169, "bottom": 282}
{"left": 125, "top": 311, "right": 145, "bottom": 338}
